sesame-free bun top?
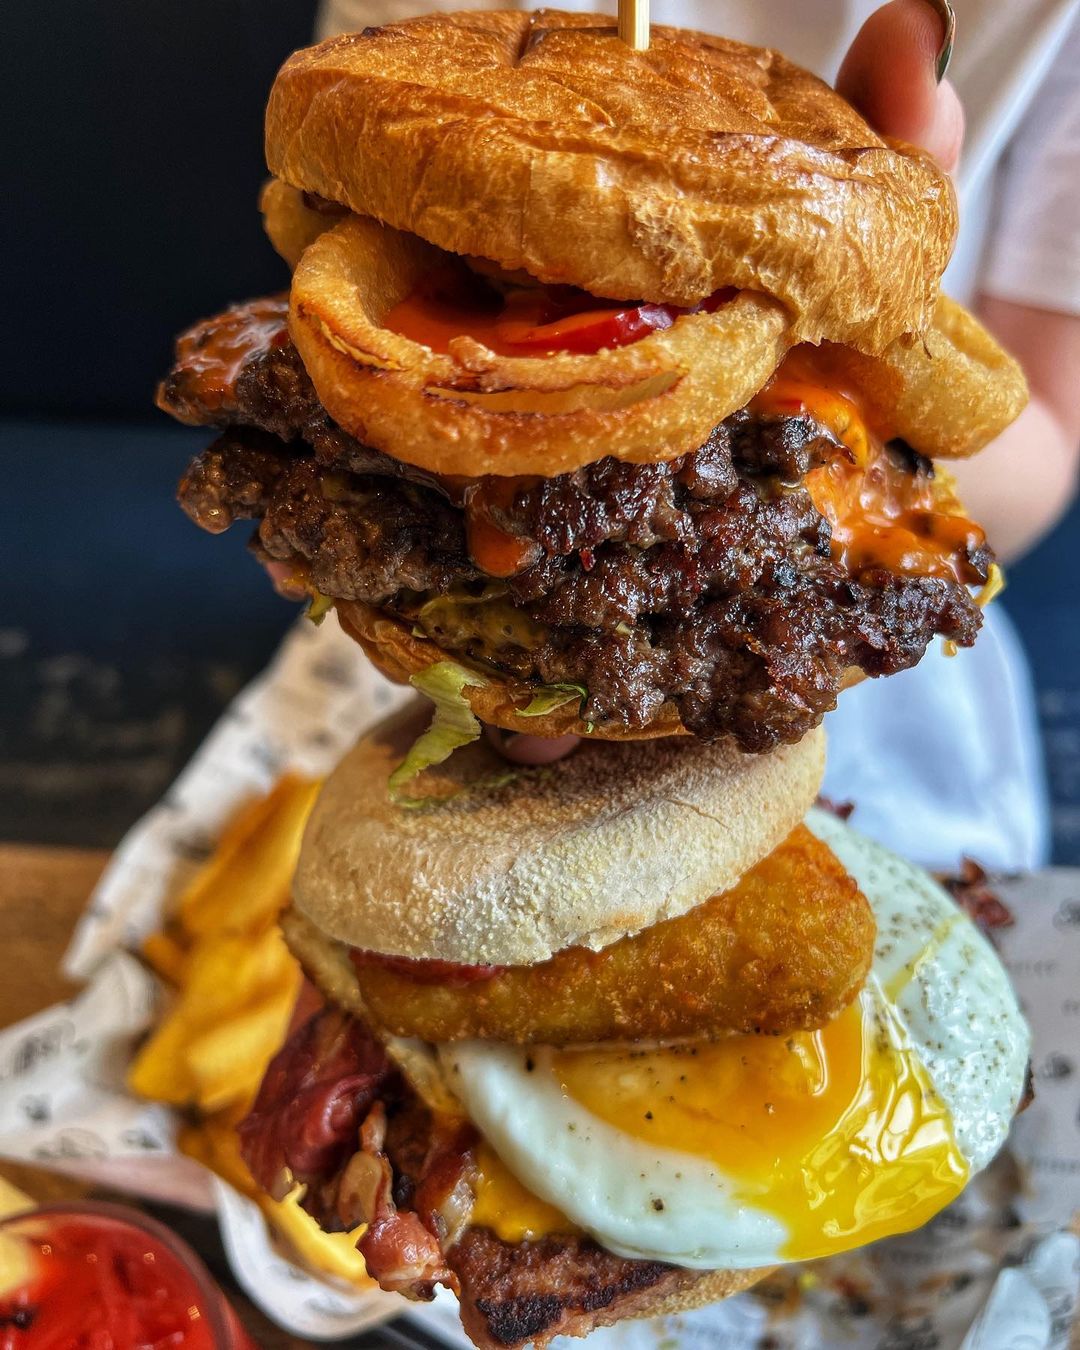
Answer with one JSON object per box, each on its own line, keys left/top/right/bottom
{"left": 293, "top": 701, "right": 826, "bottom": 966}
{"left": 266, "top": 9, "right": 956, "bottom": 352}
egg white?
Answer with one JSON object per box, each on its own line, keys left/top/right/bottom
{"left": 438, "top": 809, "right": 1030, "bottom": 1269}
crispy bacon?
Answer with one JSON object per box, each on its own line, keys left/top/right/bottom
{"left": 238, "top": 1008, "right": 391, "bottom": 1207}
{"left": 814, "top": 794, "right": 855, "bottom": 821}
{"left": 937, "top": 857, "right": 1015, "bottom": 938}
{"left": 238, "top": 1008, "right": 729, "bottom": 1347}
{"left": 239, "top": 1008, "right": 470, "bottom": 1296}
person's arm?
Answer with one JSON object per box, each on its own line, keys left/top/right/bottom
{"left": 950, "top": 300, "right": 1080, "bottom": 562}
{"left": 839, "top": 0, "right": 1080, "bottom": 564}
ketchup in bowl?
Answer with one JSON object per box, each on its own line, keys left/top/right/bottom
{"left": 0, "top": 1203, "right": 254, "bottom": 1349}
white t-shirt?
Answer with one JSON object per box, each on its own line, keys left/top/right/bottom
{"left": 316, "top": 0, "right": 1080, "bottom": 867}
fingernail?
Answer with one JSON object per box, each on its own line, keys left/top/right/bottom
{"left": 922, "top": 0, "right": 956, "bottom": 82}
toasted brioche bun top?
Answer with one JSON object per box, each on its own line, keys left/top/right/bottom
{"left": 293, "top": 701, "right": 825, "bottom": 965}
{"left": 266, "top": 9, "right": 955, "bottom": 352}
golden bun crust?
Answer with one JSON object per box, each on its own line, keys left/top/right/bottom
{"left": 293, "top": 701, "right": 825, "bottom": 965}
{"left": 336, "top": 599, "right": 861, "bottom": 741}
{"left": 266, "top": 10, "right": 955, "bottom": 352}
{"left": 628, "top": 1267, "right": 772, "bottom": 1321}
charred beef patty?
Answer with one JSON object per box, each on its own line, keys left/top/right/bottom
{"left": 161, "top": 298, "right": 990, "bottom": 751}
{"left": 238, "top": 1008, "right": 713, "bottom": 1350}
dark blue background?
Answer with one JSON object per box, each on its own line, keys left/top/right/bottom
{"left": 2, "top": 0, "right": 1077, "bottom": 860}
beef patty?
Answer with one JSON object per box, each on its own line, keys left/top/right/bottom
{"left": 161, "top": 298, "right": 990, "bottom": 750}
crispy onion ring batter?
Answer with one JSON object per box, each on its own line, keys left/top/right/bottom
{"left": 266, "top": 183, "right": 1025, "bottom": 474}
{"left": 288, "top": 211, "right": 791, "bottom": 477}
{"left": 285, "top": 825, "right": 875, "bottom": 1045}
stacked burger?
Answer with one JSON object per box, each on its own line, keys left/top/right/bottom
{"left": 158, "top": 11, "right": 1032, "bottom": 1348}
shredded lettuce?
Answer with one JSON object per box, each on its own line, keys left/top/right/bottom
{"left": 518, "top": 682, "right": 589, "bottom": 719}
{"left": 306, "top": 591, "right": 334, "bottom": 626}
{"left": 388, "top": 661, "right": 488, "bottom": 806}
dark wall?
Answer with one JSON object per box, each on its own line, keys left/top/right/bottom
{"left": 3, "top": 0, "right": 318, "bottom": 418}
{"left": 0, "top": 2, "right": 318, "bottom": 845}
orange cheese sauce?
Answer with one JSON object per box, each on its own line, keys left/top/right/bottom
{"left": 753, "top": 349, "right": 987, "bottom": 585}
{"left": 384, "top": 276, "right": 527, "bottom": 358}
{"left": 470, "top": 994, "right": 968, "bottom": 1261}
{"left": 462, "top": 478, "right": 543, "bottom": 578}
{"left": 470, "top": 1144, "right": 579, "bottom": 1243}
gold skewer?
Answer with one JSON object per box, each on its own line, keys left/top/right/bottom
{"left": 618, "top": 0, "right": 650, "bottom": 51}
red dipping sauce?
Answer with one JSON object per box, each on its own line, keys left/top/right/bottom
{"left": 0, "top": 1204, "right": 254, "bottom": 1349}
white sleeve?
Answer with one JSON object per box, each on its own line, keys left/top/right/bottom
{"left": 981, "top": 14, "right": 1080, "bottom": 315}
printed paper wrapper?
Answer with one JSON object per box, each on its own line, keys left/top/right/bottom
{"left": 0, "top": 615, "right": 1077, "bottom": 1348}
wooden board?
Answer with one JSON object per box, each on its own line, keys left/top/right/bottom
{"left": 0, "top": 844, "right": 100, "bottom": 1027}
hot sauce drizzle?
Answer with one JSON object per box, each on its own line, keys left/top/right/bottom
{"left": 158, "top": 295, "right": 289, "bottom": 422}
{"left": 383, "top": 271, "right": 733, "bottom": 358}
{"left": 752, "top": 349, "right": 987, "bottom": 586}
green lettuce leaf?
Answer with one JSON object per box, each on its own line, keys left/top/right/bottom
{"left": 518, "top": 683, "right": 589, "bottom": 718}
{"left": 388, "top": 661, "right": 489, "bottom": 806}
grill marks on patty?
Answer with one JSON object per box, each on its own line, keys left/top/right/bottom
{"left": 449, "top": 1229, "right": 698, "bottom": 1349}
{"left": 163, "top": 298, "right": 987, "bottom": 750}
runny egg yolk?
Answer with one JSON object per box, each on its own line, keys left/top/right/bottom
{"left": 554, "top": 991, "right": 968, "bottom": 1261}
{"left": 470, "top": 987, "right": 969, "bottom": 1260}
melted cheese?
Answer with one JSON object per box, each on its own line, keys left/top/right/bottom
{"left": 753, "top": 350, "right": 987, "bottom": 585}
{"left": 470, "top": 1143, "right": 578, "bottom": 1244}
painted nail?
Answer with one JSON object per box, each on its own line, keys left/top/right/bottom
{"left": 922, "top": 0, "right": 956, "bottom": 82}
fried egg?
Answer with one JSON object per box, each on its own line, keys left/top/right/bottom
{"left": 438, "top": 809, "right": 1030, "bottom": 1268}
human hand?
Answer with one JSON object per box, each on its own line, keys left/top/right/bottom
{"left": 836, "top": 0, "right": 962, "bottom": 169}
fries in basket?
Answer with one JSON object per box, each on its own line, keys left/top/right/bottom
{"left": 127, "top": 776, "right": 372, "bottom": 1288}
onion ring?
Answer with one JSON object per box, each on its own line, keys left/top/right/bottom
{"left": 269, "top": 183, "right": 1026, "bottom": 467}
{"left": 288, "top": 212, "right": 792, "bottom": 477}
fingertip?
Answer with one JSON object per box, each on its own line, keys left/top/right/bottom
{"left": 836, "top": 0, "right": 957, "bottom": 163}
{"left": 929, "top": 78, "right": 965, "bottom": 173}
